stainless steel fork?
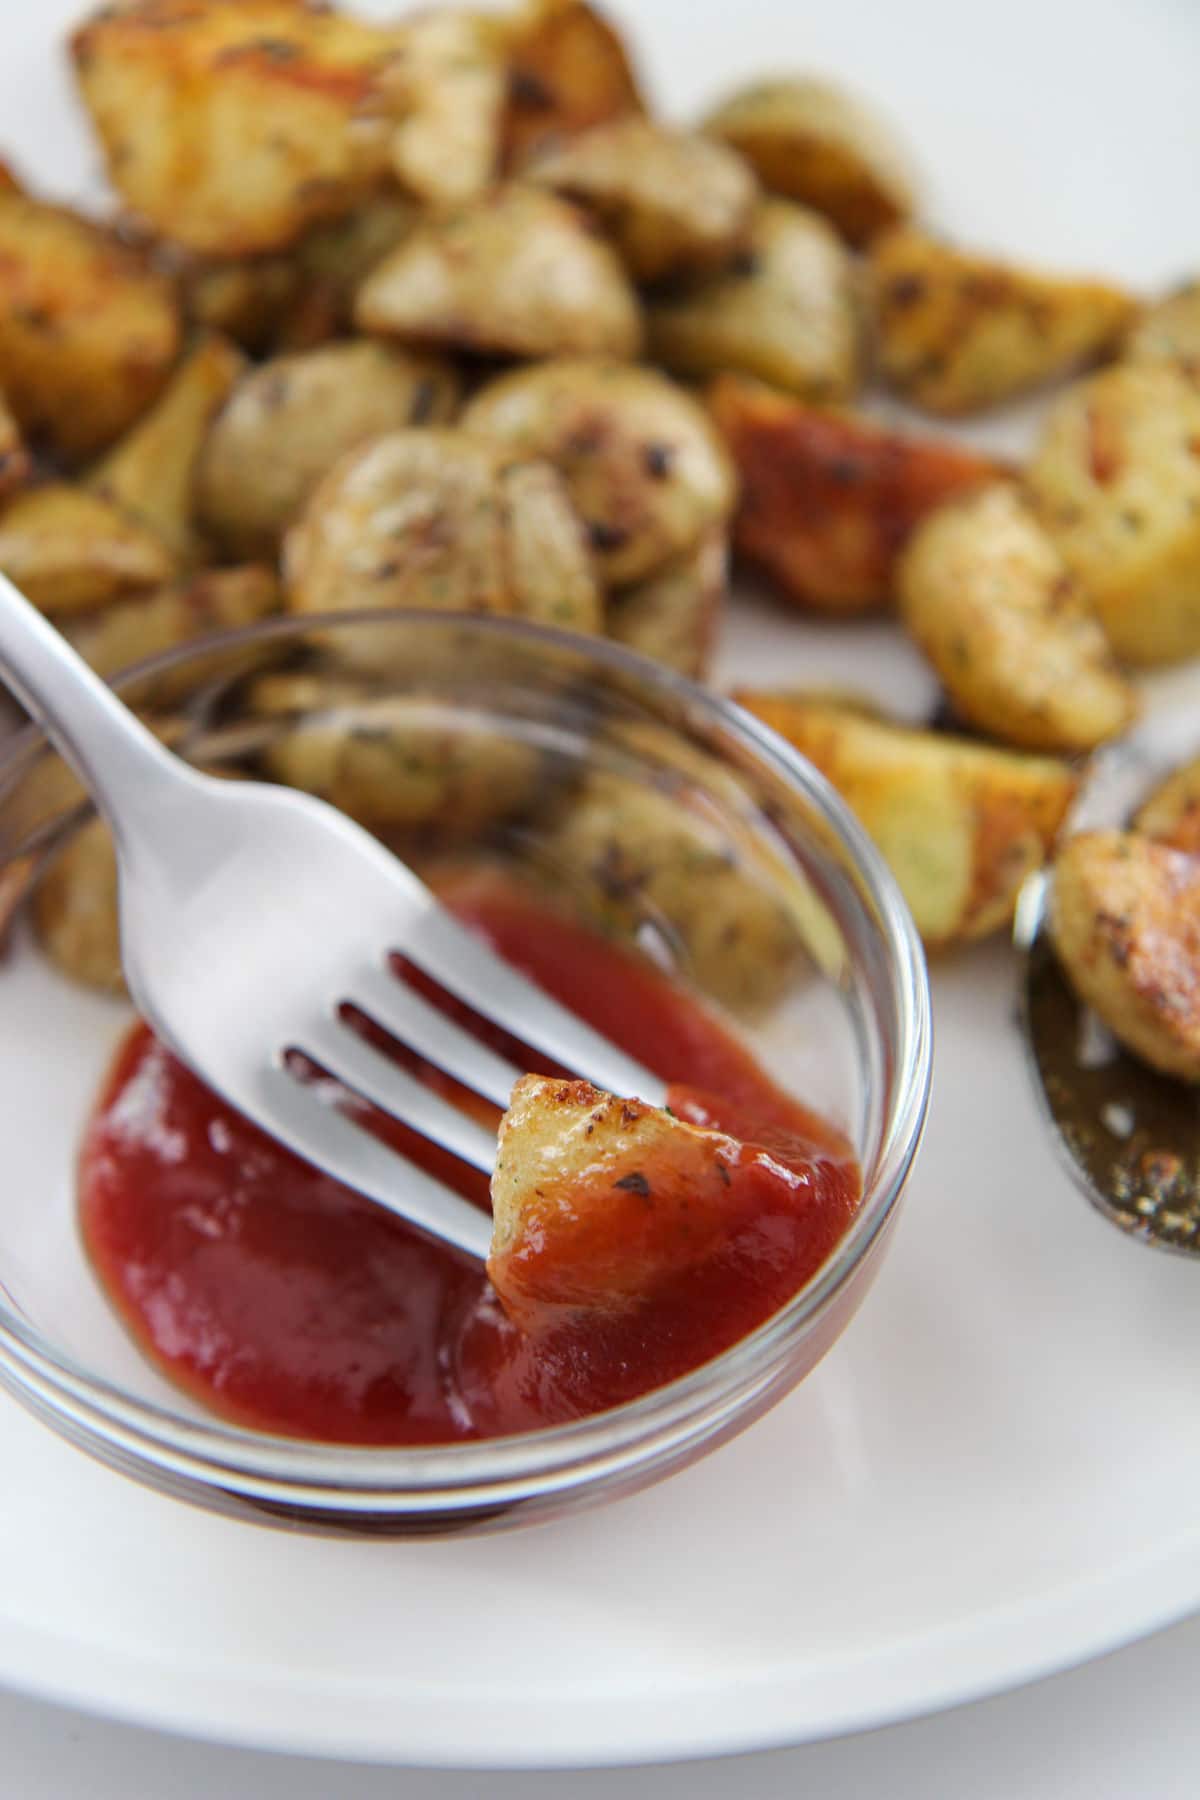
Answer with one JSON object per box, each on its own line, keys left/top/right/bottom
{"left": 0, "top": 573, "right": 666, "bottom": 1261}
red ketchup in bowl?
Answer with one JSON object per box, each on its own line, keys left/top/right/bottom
{"left": 79, "top": 871, "right": 860, "bottom": 1443}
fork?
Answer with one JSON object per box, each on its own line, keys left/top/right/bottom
{"left": 0, "top": 574, "right": 666, "bottom": 1262}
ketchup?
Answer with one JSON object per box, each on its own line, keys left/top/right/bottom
{"left": 79, "top": 869, "right": 860, "bottom": 1444}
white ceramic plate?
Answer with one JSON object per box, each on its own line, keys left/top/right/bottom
{"left": 2, "top": 0, "right": 1200, "bottom": 1769}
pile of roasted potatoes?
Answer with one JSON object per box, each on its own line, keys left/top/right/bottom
{"left": 4, "top": 0, "right": 1200, "bottom": 1081}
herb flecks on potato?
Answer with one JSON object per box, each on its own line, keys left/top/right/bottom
{"left": 898, "top": 483, "right": 1136, "bottom": 753}
{"left": 868, "top": 226, "right": 1138, "bottom": 415}
{"left": 710, "top": 375, "right": 999, "bottom": 612}
{"left": 607, "top": 530, "right": 727, "bottom": 678}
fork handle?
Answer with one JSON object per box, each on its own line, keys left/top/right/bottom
{"left": 0, "top": 572, "right": 188, "bottom": 840}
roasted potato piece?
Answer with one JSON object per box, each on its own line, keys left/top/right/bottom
{"left": 0, "top": 192, "right": 180, "bottom": 459}
{"left": 0, "top": 485, "right": 175, "bottom": 616}
{"left": 502, "top": 0, "right": 644, "bottom": 168}
{"left": 283, "top": 428, "right": 600, "bottom": 661}
{"left": 541, "top": 767, "right": 803, "bottom": 1009}
{"left": 1134, "top": 759, "right": 1200, "bottom": 855}
{"left": 195, "top": 342, "right": 460, "bottom": 560}
{"left": 0, "top": 161, "right": 22, "bottom": 196}
{"left": 355, "top": 183, "right": 642, "bottom": 361}
{"left": 734, "top": 692, "right": 1077, "bottom": 946}
{"left": 702, "top": 77, "right": 915, "bottom": 247}
{"left": 526, "top": 120, "right": 757, "bottom": 284}
{"left": 71, "top": 0, "right": 404, "bottom": 257}
{"left": 710, "top": 375, "right": 999, "bottom": 612}
{"left": 182, "top": 254, "right": 305, "bottom": 354}
{"left": 607, "top": 529, "right": 726, "bottom": 677}
{"left": 386, "top": 8, "right": 505, "bottom": 207}
{"left": 251, "top": 677, "right": 542, "bottom": 838}
{"left": 648, "top": 200, "right": 860, "bottom": 399}
{"left": 868, "top": 227, "right": 1137, "bottom": 415}
{"left": 0, "top": 394, "right": 30, "bottom": 502}
{"left": 1123, "top": 280, "right": 1200, "bottom": 382}
{"left": 1050, "top": 831, "right": 1200, "bottom": 1082}
{"left": 60, "top": 565, "right": 280, "bottom": 690}
{"left": 87, "top": 333, "right": 247, "bottom": 565}
{"left": 897, "top": 484, "right": 1135, "bottom": 752}
{"left": 489, "top": 1074, "right": 753, "bottom": 1327}
{"left": 33, "top": 814, "right": 123, "bottom": 993}
{"left": 1025, "top": 363, "right": 1200, "bottom": 666}
{"left": 463, "top": 360, "right": 735, "bottom": 585}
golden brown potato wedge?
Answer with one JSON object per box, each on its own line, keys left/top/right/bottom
{"left": 1122, "top": 280, "right": 1200, "bottom": 383}
{"left": 1134, "top": 759, "right": 1200, "bottom": 855}
{"left": 283, "top": 428, "right": 600, "bottom": 661}
{"left": 0, "top": 192, "right": 180, "bottom": 459}
{"left": 734, "top": 692, "right": 1077, "bottom": 946}
{"left": 648, "top": 199, "right": 860, "bottom": 399}
{"left": 33, "top": 814, "right": 123, "bottom": 993}
{"left": 897, "top": 484, "right": 1136, "bottom": 752}
{"left": 702, "top": 77, "right": 915, "bottom": 246}
{"left": 86, "top": 333, "right": 247, "bottom": 565}
{"left": 60, "top": 565, "right": 280, "bottom": 690}
{"left": 1050, "top": 831, "right": 1200, "bottom": 1082}
{"left": 525, "top": 119, "right": 757, "bottom": 284}
{"left": 502, "top": 0, "right": 644, "bottom": 168}
{"left": 463, "top": 359, "right": 735, "bottom": 586}
{"left": 195, "top": 341, "right": 460, "bottom": 560}
{"left": 0, "top": 394, "right": 30, "bottom": 503}
{"left": 868, "top": 226, "right": 1137, "bottom": 415}
{"left": 71, "top": 0, "right": 404, "bottom": 257}
{"left": 386, "top": 8, "right": 505, "bottom": 208}
{"left": 607, "top": 529, "right": 726, "bottom": 677}
{"left": 250, "top": 675, "right": 543, "bottom": 839}
{"left": 1025, "top": 362, "right": 1200, "bottom": 666}
{"left": 355, "top": 183, "right": 642, "bottom": 360}
{"left": 710, "top": 374, "right": 1000, "bottom": 611}
{"left": 0, "top": 484, "right": 176, "bottom": 616}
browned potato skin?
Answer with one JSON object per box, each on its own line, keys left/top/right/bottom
{"left": 0, "top": 484, "right": 176, "bottom": 615}
{"left": 1134, "top": 760, "right": 1200, "bottom": 855}
{"left": 735, "top": 692, "right": 1077, "bottom": 947}
{"left": 1123, "top": 280, "right": 1200, "bottom": 381}
{"left": 702, "top": 77, "right": 915, "bottom": 247}
{"left": 648, "top": 200, "right": 860, "bottom": 400}
{"left": 501, "top": 0, "right": 645, "bottom": 169}
{"left": 33, "top": 815, "right": 124, "bottom": 993}
{"left": 1051, "top": 831, "right": 1200, "bottom": 1082}
{"left": 1024, "top": 363, "right": 1200, "bottom": 666}
{"left": 86, "top": 333, "right": 247, "bottom": 565}
{"left": 195, "top": 342, "right": 460, "bottom": 560}
{"left": 868, "top": 227, "right": 1137, "bottom": 415}
{"left": 0, "top": 394, "right": 30, "bottom": 503}
{"left": 897, "top": 484, "right": 1136, "bottom": 753}
{"left": 355, "top": 184, "right": 643, "bottom": 362}
{"left": 71, "top": 0, "right": 403, "bottom": 257}
{"left": 525, "top": 119, "right": 757, "bottom": 284}
{"left": 607, "top": 530, "right": 727, "bottom": 678}
{"left": 710, "top": 375, "right": 1001, "bottom": 611}
{"left": 60, "top": 565, "right": 280, "bottom": 689}
{"left": 0, "top": 192, "right": 180, "bottom": 459}
{"left": 463, "top": 359, "right": 736, "bottom": 586}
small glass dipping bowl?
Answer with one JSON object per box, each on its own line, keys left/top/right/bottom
{"left": 0, "top": 612, "right": 930, "bottom": 1536}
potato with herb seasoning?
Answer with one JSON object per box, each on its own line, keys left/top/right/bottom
{"left": 86, "top": 333, "right": 247, "bottom": 566}
{"left": 702, "top": 77, "right": 916, "bottom": 246}
{"left": 1024, "top": 362, "right": 1200, "bottom": 666}
{"left": 0, "top": 485, "right": 176, "bottom": 616}
{"left": 60, "top": 565, "right": 280, "bottom": 690}
{"left": 710, "top": 374, "right": 999, "bottom": 611}
{"left": 386, "top": 8, "right": 506, "bottom": 208}
{"left": 648, "top": 200, "right": 860, "bottom": 400}
{"left": 502, "top": 0, "right": 645, "bottom": 169}
{"left": 607, "top": 530, "right": 727, "bottom": 678}
{"left": 867, "top": 226, "right": 1137, "bottom": 415}
{"left": 196, "top": 342, "right": 461, "bottom": 560}
{"left": 463, "top": 360, "right": 735, "bottom": 586}
{"left": 897, "top": 484, "right": 1135, "bottom": 752}
{"left": 1122, "top": 280, "right": 1200, "bottom": 381}
{"left": 356, "top": 184, "right": 642, "bottom": 361}
{"left": 525, "top": 119, "right": 757, "bottom": 284}
{"left": 70, "top": 0, "right": 405, "bottom": 257}
{"left": 0, "top": 191, "right": 180, "bottom": 459}
{"left": 1050, "top": 831, "right": 1200, "bottom": 1083}
{"left": 734, "top": 692, "right": 1077, "bottom": 947}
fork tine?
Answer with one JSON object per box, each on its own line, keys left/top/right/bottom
{"left": 295, "top": 1017, "right": 497, "bottom": 1175}
{"left": 344, "top": 966, "right": 524, "bottom": 1108}
{"left": 389, "top": 905, "right": 670, "bottom": 1107}
{"left": 251, "top": 1064, "right": 493, "bottom": 1261}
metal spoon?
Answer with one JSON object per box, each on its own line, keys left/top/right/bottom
{"left": 1016, "top": 704, "right": 1200, "bottom": 1258}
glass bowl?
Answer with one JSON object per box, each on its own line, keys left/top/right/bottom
{"left": 0, "top": 612, "right": 930, "bottom": 1536}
